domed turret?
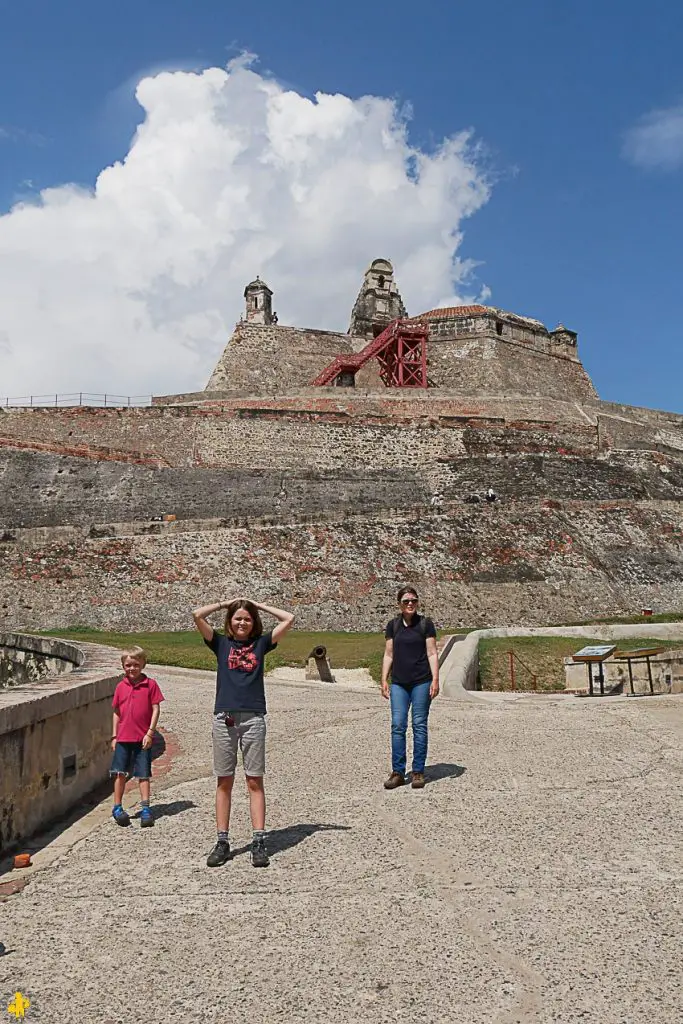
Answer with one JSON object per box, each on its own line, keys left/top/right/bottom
{"left": 244, "top": 277, "right": 274, "bottom": 325}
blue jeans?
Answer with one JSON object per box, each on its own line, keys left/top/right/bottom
{"left": 390, "top": 680, "right": 431, "bottom": 775}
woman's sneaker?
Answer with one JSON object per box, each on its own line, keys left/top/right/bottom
{"left": 140, "top": 807, "right": 154, "bottom": 828}
{"left": 206, "top": 840, "right": 231, "bottom": 867}
{"left": 112, "top": 805, "right": 130, "bottom": 827}
{"left": 251, "top": 836, "right": 270, "bottom": 868}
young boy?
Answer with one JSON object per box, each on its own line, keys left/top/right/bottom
{"left": 110, "top": 646, "right": 164, "bottom": 828}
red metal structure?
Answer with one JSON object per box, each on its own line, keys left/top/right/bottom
{"left": 311, "top": 318, "right": 429, "bottom": 388}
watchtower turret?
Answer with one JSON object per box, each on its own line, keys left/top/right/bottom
{"left": 348, "top": 259, "right": 408, "bottom": 340}
{"left": 244, "top": 277, "right": 275, "bottom": 325}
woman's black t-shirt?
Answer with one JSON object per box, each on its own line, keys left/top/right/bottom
{"left": 385, "top": 615, "right": 436, "bottom": 686}
{"left": 204, "top": 630, "right": 277, "bottom": 714}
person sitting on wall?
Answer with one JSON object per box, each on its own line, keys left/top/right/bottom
{"left": 192, "top": 596, "right": 295, "bottom": 868}
{"left": 381, "top": 586, "right": 440, "bottom": 790}
{"left": 110, "top": 646, "right": 164, "bottom": 828}
{"left": 485, "top": 487, "right": 497, "bottom": 503}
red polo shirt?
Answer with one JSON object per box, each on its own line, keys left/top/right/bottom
{"left": 112, "top": 675, "right": 164, "bottom": 742}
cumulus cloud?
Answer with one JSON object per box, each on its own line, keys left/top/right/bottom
{"left": 623, "top": 102, "right": 683, "bottom": 171}
{"left": 0, "top": 56, "right": 491, "bottom": 399}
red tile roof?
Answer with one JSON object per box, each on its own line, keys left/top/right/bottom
{"left": 413, "top": 305, "right": 490, "bottom": 319}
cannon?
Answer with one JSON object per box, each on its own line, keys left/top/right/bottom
{"left": 305, "top": 645, "right": 334, "bottom": 683}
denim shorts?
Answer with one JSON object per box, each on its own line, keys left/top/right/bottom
{"left": 110, "top": 741, "right": 152, "bottom": 780}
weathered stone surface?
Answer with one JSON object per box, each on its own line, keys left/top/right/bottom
{"left": 0, "top": 637, "right": 121, "bottom": 854}
{"left": 1, "top": 497, "right": 683, "bottom": 631}
{"left": 0, "top": 633, "right": 82, "bottom": 687}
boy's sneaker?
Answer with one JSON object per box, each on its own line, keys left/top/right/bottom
{"left": 140, "top": 807, "right": 154, "bottom": 828}
{"left": 112, "top": 806, "right": 130, "bottom": 827}
{"left": 206, "top": 840, "right": 231, "bottom": 867}
{"left": 251, "top": 836, "right": 270, "bottom": 868}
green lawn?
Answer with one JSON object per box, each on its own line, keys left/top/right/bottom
{"left": 36, "top": 628, "right": 388, "bottom": 682}
{"left": 479, "top": 635, "right": 683, "bottom": 692}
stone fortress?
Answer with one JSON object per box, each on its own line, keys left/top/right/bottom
{"left": 1, "top": 258, "right": 683, "bottom": 631}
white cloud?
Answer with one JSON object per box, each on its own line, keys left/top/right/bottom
{"left": 623, "top": 102, "right": 683, "bottom": 171}
{"left": 0, "top": 56, "right": 491, "bottom": 399}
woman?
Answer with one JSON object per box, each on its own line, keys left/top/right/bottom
{"left": 381, "top": 585, "right": 439, "bottom": 790}
{"left": 192, "top": 597, "right": 295, "bottom": 867}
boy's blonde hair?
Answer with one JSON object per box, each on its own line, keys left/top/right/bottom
{"left": 120, "top": 646, "right": 148, "bottom": 668}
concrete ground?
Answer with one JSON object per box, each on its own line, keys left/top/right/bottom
{"left": 1, "top": 665, "right": 682, "bottom": 1023}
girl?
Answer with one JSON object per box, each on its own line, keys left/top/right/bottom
{"left": 192, "top": 597, "right": 294, "bottom": 867}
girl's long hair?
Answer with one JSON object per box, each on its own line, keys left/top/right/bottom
{"left": 224, "top": 599, "right": 263, "bottom": 640}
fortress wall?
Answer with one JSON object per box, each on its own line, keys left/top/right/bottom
{"left": 0, "top": 399, "right": 599, "bottom": 473}
{"left": 0, "top": 407, "right": 196, "bottom": 466}
{"left": 597, "top": 411, "right": 683, "bottom": 456}
{"left": 2, "top": 443, "right": 681, "bottom": 531}
{"left": 437, "top": 451, "right": 683, "bottom": 502}
{"left": 426, "top": 335, "right": 597, "bottom": 400}
{"left": 0, "top": 449, "right": 426, "bottom": 528}
{"left": 1, "top": 501, "right": 683, "bottom": 632}
{"left": 206, "top": 323, "right": 355, "bottom": 391}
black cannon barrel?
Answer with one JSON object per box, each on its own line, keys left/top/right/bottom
{"left": 309, "top": 645, "right": 327, "bottom": 660}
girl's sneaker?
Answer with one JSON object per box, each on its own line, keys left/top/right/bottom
{"left": 251, "top": 835, "right": 270, "bottom": 868}
{"left": 140, "top": 807, "right": 154, "bottom": 828}
{"left": 112, "top": 805, "right": 130, "bottom": 827}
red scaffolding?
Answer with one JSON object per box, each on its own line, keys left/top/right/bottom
{"left": 311, "top": 319, "right": 429, "bottom": 388}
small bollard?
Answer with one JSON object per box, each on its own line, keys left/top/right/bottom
{"left": 305, "top": 645, "right": 334, "bottom": 683}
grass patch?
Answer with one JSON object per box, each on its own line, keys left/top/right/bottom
{"left": 35, "top": 628, "right": 387, "bottom": 682}
{"left": 478, "top": 635, "right": 683, "bottom": 692}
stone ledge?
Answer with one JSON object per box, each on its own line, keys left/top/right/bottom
{"left": 0, "top": 637, "right": 122, "bottom": 735}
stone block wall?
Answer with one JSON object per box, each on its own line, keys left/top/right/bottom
{"left": 206, "top": 323, "right": 355, "bottom": 392}
{"left": 0, "top": 448, "right": 426, "bottom": 528}
{"left": 0, "top": 633, "right": 82, "bottom": 687}
{"left": 426, "top": 335, "right": 596, "bottom": 400}
{"left": 0, "top": 638, "right": 121, "bottom": 854}
{"left": 1, "top": 499, "right": 683, "bottom": 634}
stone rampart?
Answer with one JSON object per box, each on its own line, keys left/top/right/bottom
{"left": 426, "top": 334, "right": 596, "bottom": 400}
{"left": 203, "top": 309, "right": 596, "bottom": 399}
{"left": 1, "top": 499, "right": 683, "bottom": 634}
{"left": 206, "top": 323, "right": 355, "bottom": 392}
{"left": 0, "top": 636, "right": 121, "bottom": 854}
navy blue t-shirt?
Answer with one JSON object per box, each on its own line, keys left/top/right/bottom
{"left": 385, "top": 615, "right": 436, "bottom": 686}
{"left": 204, "top": 629, "right": 277, "bottom": 715}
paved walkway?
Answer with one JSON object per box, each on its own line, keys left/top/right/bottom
{"left": 1, "top": 666, "right": 682, "bottom": 1023}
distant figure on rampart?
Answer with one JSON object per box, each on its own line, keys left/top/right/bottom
{"left": 192, "top": 597, "right": 295, "bottom": 868}
{"left": 381, "top": 586, "right": 440, "bottom": 790}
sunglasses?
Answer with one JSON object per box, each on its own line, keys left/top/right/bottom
{"left": 401, "top": 597, "right": 418, "bottom": 605}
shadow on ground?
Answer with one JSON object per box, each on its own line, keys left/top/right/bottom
{"left": 422, "top": 763, "right": 466, "bottom": 785}
{"left": 132, "top": 800, "right": 196, "bottom": 821}
{"left": 231, "top": 822, "right": 351, "bottom": 859}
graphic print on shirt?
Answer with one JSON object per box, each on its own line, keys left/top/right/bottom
{"left": 228, "top": 643, "right": 259, "bottom": 673}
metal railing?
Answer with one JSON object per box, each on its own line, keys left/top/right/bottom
{"left": 507, "top": 649, "right": 538, "bottom": 691}
{"left": 1, "top": 393, "right": 152, "bottom": 409}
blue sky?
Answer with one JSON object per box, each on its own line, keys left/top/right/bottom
{"left": 1, "top": 0, "right": 682, "bottom": 410}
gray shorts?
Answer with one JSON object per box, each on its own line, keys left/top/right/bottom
{"left": 212, "top": 712, "right": 266, "bottom": 778}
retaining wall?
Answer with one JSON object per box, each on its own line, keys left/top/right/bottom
{"left": 2, "top": 500, "right": 683, "bottom": 633}
{"left": 0, "top": 632, "right": 83, "bottom": 687}
{"left": 0, "top": 636, "right": 121, "bottom": 855}
{"left": 440, "top": 623, "right": 683, "bottom": 698}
